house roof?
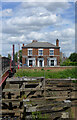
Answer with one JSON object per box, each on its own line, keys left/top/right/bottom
{"left": 22, "top": 41, "right": 60, "bottom": 48}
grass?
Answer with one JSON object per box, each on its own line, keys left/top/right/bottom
{"left": 15, "top": 68, "right": 77, "bottom": 79}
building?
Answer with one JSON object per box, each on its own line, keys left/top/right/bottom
{"left": 22, "top": 39, "right": 60, "bottom": 67}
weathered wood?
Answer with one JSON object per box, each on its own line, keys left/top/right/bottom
{"left": 1, "top": 77, "right": 77, "bottom": 119}
{"left": 0, "top": 109, "right": 23, "bottom": 114}
{"left": 2, "top": 98, "right": 22, "bottom": 102}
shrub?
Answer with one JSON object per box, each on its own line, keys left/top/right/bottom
{"left": 41, "top": 68, "right": 44, "bottom": 71}
{"left": 72, "top": 80, "right": 77, "bottom": 83}
{"left": 60, "top": 59, "right": 77, "bottom": 66}
{"left": 47, "top": 69, "right": 50, "bottom": 71}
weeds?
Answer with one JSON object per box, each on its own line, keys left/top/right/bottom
{"left": 15, "top": 68, "right": 77, "bottom": 78}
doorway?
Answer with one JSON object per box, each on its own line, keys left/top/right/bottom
{"left": 29, "top": 60, "right": 33, "bottom": 67}
{"left": 38, "top": 58, "right": 44, "bottom": 67}
{"left": 39, "top": 60, "right": 43, "bottom": 67}
{"left": 50, "top": 60, "right": 54, "bottom": 66}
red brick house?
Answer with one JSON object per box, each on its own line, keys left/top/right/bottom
{"left": 22, "top": 39, "right": 60, "bottom": 67}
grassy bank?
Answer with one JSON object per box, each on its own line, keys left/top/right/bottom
{"left": 15, "top": 68, "right": 77, "bottom": 78}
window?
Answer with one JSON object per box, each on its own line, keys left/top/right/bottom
{"left": 50, "top": 49, "right": 54, "bottom": 56}
{"left": 28, "top": 49, "right": 32, "bottom": 56}
{"left": 39, "top": 49, "right": 43, "bottom": 56}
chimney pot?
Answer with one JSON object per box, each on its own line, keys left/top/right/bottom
{"left": 32, "top": 40, "right": 37, "bottom": 43}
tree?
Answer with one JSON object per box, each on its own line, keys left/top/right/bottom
{"left": 15, "top": 50, "right": 22, "bottom": 63}
{"left": 69, "top": 53, "right": 77, "bottom": 62}
{"left": 19, "top": 50, "right": 22, "bottom": 63}
{"left": 8, "top": 54, "right": 11, "bottom": 59}
{"left": 60, "top": 58, "right": 71, "bottom": 66}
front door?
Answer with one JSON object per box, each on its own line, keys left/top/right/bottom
{"left": 39, "top": 60, "right": 43, "bottom": 67}
{"left": 29, "top": 60, "right": 33, "bottom": 67}
{"left": 51, "top": 60, "right": 54, "bottom": 66}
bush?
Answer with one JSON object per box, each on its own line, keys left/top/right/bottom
{"left": 72, "top": 80, "right": 77, "bottom": 83}
{"left": 60, "top": 59, "right": 70, "bottom": 66}
{"left": 69, "top": 62, "right": 77, "bottom": 66}
{"left": 47, "top": 69, "right": 50, "bottom": 71}
{"left": 41, "top": 68, "right": 44, "bottom": 71}
{"left": 60, "top": 59, "right": 77, "bottom": 66}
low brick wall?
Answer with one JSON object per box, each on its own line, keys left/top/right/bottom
{"left": 21, "top": 66, "right": 75, "bottom": 70}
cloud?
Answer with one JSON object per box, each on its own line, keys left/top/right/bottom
{"left": 21, "top": 2, "right": 70, "bottom": 12}
{"left": 26, "top": 28, "right": 75, "bottom": 41}
{"left": 2, "top": 0, "right": 75, "bottom": 2}
{"left": 3, "top": 14, "right": 61, "bottom": 31}
{"left": 2, "top": 28, "right": 75, "bottom": 45}
{"left": 1, "top": 2, "right": 75, "bottom": 57}
{"left": 0, "top": 9, "right": 13, "bottom": 17}
{"left": 61, "top": 28, "right": 75, "bottom": 38}
{"left": 2, "top": 9, "right": 13, "bottom": 17}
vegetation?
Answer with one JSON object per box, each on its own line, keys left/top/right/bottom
{"left": 60, "top": 53, "right": 77, "bottom": 66}
{"left": 7, "top": 50, "right": 22, "bottom": 63}
{"left": 72, "top": 80, "right": 77, "bottom": 83}
{"left": 69, "top": 53, "right": 77, "bottom": 62}
{"left": 15, "top": 68, "right": 77, "bottom": 78}
{"left": 15, "top": 50, "right": 22, "bottom": 63}
{"left": 8, "top": 54, "right": 11, "bottom": 59}
{"left": 60, "top": 58, "right": 77, "bottom": 66}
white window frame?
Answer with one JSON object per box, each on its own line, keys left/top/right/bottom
{"left": 28, "top": 48, "right": 33, "bottom": 56}
{"left": 28, "top": 58, "right": 36, "bottom": 67}
{"left": 38, "top": 49, "right": 43, "bottom": 56}
{"left": 49, "top": 49, "right": 54, "bottom": 56}
{"left": 48, "top": 57, "right": 57, "bottom": 66}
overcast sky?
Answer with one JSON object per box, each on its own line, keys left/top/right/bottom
{"left": 0, "top": 1, "right": 75, "bottom": 57}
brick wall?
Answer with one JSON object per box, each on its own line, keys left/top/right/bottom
{"left": 22, "top": 48, "right": 27, "bottom": 56}
{"left": 33, "top": 48, "right": 38, "bottom": 55}
{"left": 22, "top": 48, "right": 60, "bottom": 66}
{"left": 43, "top": 48, "right": 49, "bottom": 55}
{"left": 21, "top": 66, "right": 75, "bottom": 70}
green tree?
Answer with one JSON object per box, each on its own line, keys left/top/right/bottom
{"left": 19, "top": 50, "right": 22, "bottom": 63}
{"left": 60, "top": 58, "right": 71, "bottom": 66}
{"left": 69, "top": 53, "right": 77, "bottom": 62}
{"left": 15, "top": 50, "right": 22, "bottom": 63}
{"left": 8, "top": 54, "right": 11, "bottom": 59}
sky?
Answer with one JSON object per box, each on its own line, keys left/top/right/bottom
{"left": 0, "top": 1, "right": 75, "bottom": 57}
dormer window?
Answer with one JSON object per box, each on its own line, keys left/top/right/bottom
{"left": 28, "top": 49, "right": 32, "bottom": 56}
{"left": 49, "top": 49, "right": 54, "bottom": 56}
{"left": 38, "top": 49, "right": 43, "bottom": 56}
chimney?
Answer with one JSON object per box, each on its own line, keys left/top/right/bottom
{"left": 56, "top": 39, "right": 59, "bottom": 47}
{"left": 32, "top": 40, "right": 37, "bottom": 43}
{"left": 23, "top": 43, "right": 24, "bottom": 47}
